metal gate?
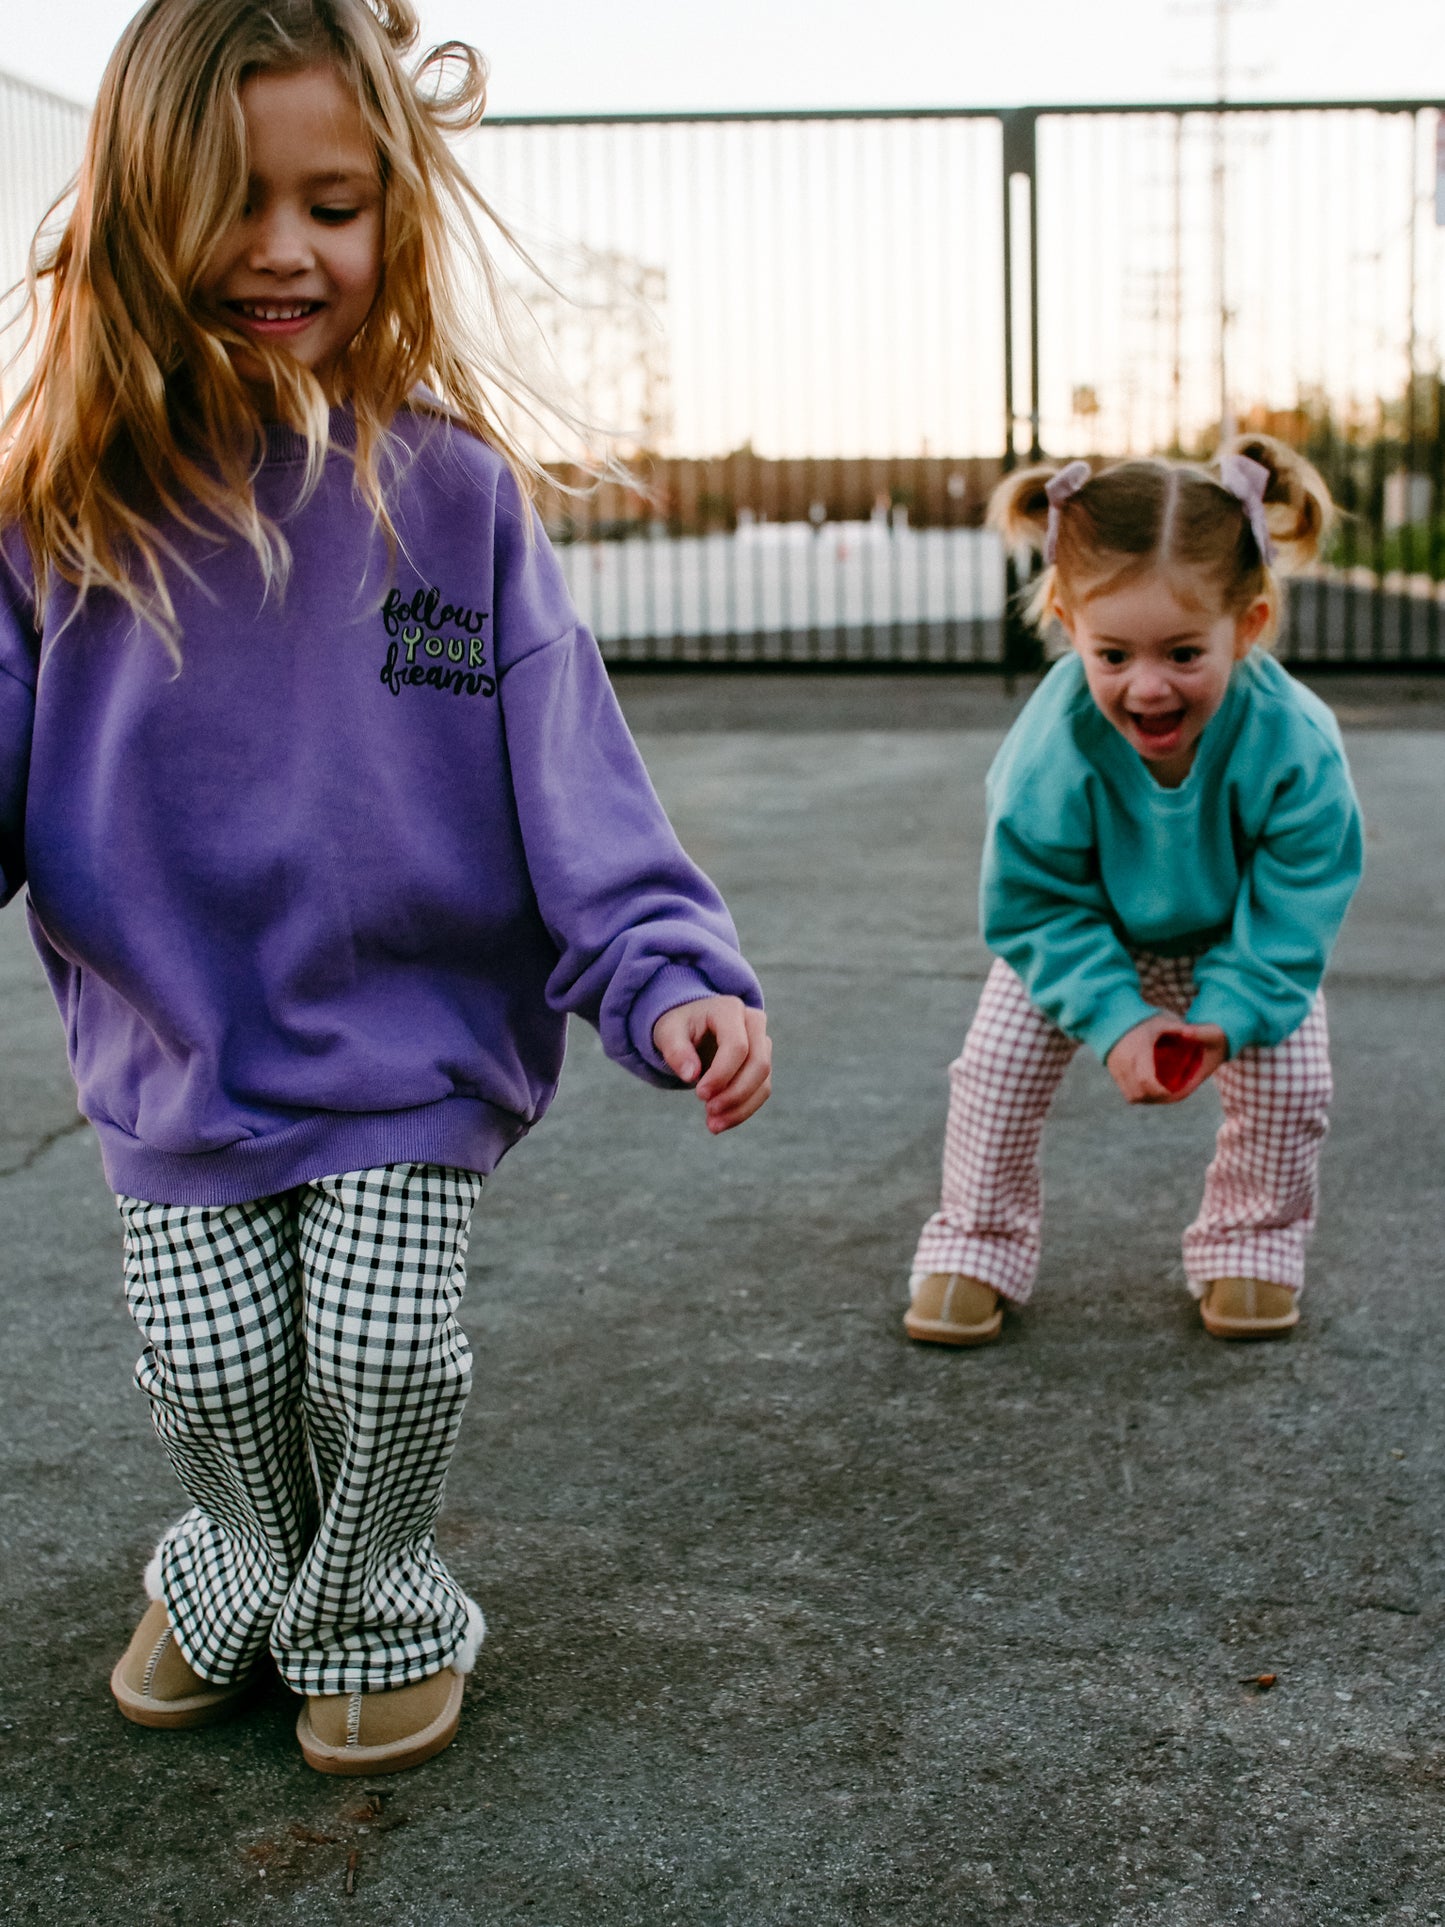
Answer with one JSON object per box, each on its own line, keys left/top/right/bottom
{"left": 472, "top": 99, "right": 1445, "bottom": 668}
{"left": 1005, "top": 102, "right": 1445, "bottom": 669}
{"left": 3, "top": 72, "right": 1443, "bottom": 668}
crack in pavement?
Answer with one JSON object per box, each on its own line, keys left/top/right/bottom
{"left": 0, "top": 1110, "right": 90, "bottom": 1180}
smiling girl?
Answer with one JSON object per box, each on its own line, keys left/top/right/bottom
{"left": 905, "top": 439, "right": 1363, "bottom": 1347}
{"left": 202, "top": 62, "right": 385, "bottom": 381}
{"left": 0, "top": 0, "right": 770, "bottom": 1775}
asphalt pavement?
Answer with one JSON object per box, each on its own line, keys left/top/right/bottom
{"left": 2, "top": 669, "right": 1444, "bottom": 1926}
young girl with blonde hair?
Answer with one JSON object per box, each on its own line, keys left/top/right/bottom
{"left": 905, "top": 437, "right": 1362, "bottom": 1348}
{"left": 0, "top": 0, "right": 770, "bottom": 1774}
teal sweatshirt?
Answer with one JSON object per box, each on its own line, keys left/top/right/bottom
{"left": 980, "top": 649, "right": 1364, "bottom": 1062}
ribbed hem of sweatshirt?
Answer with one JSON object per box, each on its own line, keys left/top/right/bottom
{"left": 95, "top": 1095, "right": 531, "bottom": 1207}
{"left": 626, "top": 962, "right": 758, "bottom": 1080}
{"left": 1186, "top": 985, "right": 1278, "bottom": 1059}
{"left": 1081, "top": 988, "right": 1162, "bottom": 1066}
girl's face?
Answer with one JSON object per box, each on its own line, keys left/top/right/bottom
{"left": 200, "top": 63, "right": 383, "bottom": 388}
{"left": 1059, "top": 570, "right": 1269, "bottom": 787}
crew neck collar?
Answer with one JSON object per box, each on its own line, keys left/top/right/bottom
{"left": 262, "top": 408, "right": 360, "bottom": 465}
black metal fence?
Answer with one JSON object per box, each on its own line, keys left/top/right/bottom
{"left": 470, "top": 108, "right": 1010, "bottom": 666}
{"left": 472, "top": 100, "right": 1445, "bottom": 669}
{"left": 1018, "top": 103, "right": 1445, "bottom": 671}
{"left": 3, "top": 71, "right": 1443, "bottom": 668}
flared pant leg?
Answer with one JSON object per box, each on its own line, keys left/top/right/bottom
{"left": 909, "top": 955, "right": 1334, "bottom": 1306}
{"left": 120, "top": 1189, "right": 315, "bottom": 1685}
{"left": 910, "top": 959, "right": 1079, "bottom": 1303}
{"left": 120, "top": 1163, "right": 485, "bottom": 1694}
{"left": 1181, "top": 994, "right": 1332, "bottom": 1296}
{"left": 271, "top": 1164, "right": 484, "bottom": 1695}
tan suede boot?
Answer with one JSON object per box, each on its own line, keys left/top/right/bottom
{"left": 297, "top": 1670, "right": 466, "bottom": 1776}
{"left": 1200, "top": 1277, "right": 1300, "bottom": 1340}
{"left": 903, "top": 1272, "right": 1004, "bottom": 1346}
{"left": 110, "top": 1600, "right": 259, "bottom": 1730}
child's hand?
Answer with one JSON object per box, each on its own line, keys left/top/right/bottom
{"left": 652, "top": 997, "right": 772, "bottom": 1133}
{"left": 1106, "top": 1013, "right": 1227, "bottom": 1105}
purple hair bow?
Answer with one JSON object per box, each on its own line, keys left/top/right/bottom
{"left": 1218, "top": 452, "right": 1276, "bottom": 565}
{"left": 1043, "top": 461, "right": 1091, "bottom": 564}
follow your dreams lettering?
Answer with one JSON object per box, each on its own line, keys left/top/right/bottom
{"left": 378, "top": 584, "right": 496, "bottom": 698}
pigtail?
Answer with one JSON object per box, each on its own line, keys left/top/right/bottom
{"left": 985, "top": 464, "right": 1063, "bottom": 554}
{"left": 986, "top": 463, "right": 1090, "bottom": 641}
{"left": 1219, "top": 433, "right": 1333, "bottom": 571}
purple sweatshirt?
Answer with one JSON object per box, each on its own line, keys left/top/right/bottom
{"left": 0, "top": 407, "right": 761, "bottom": 1205}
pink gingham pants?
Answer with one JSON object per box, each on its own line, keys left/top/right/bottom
{"left": 911, "top": 955, "right": 1332, "bottom": 1303}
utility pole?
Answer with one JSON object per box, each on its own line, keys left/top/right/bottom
{"left": 1177, "top": 0, "right": 1269, "bottom": 444}
{"left": 1172, "top": 114, "right": 1184, "bottom": 452}
{"left": 1212, "top": 0, "right": 1233, "bottom": 444}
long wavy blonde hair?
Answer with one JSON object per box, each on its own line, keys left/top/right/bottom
{"left": 0, "top": 0, "right": 578, "bottom": 645}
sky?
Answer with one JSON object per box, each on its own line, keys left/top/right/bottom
{"left": 4, "top": 0, "right": 1445, "bottom": 113}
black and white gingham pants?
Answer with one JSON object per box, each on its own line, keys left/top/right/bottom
{"left": 119, "top": 1164, "right": 485, "bottom": 1696}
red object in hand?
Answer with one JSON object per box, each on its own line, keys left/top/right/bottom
{"left": 1154, "top": 1031, "right": 1205, "bottom": 1093}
